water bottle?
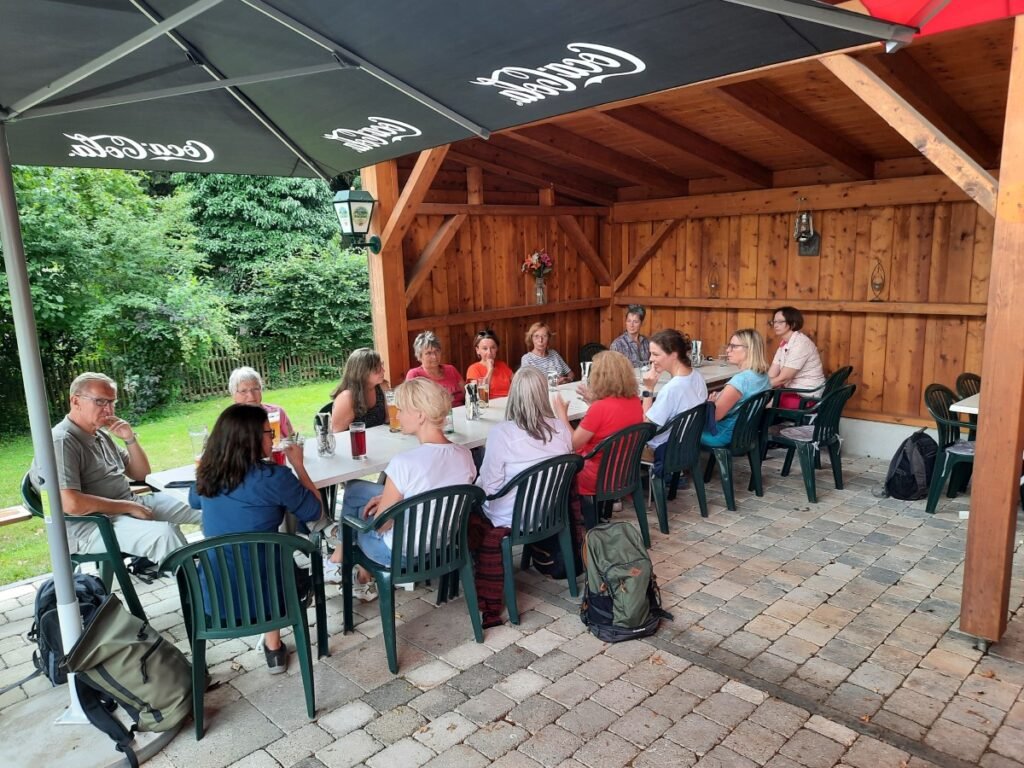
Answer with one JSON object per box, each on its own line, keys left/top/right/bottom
{"left": 444, "top": 410, "right": 455, "bottom": 434}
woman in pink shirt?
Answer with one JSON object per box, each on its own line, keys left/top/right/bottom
{"left": 405, "top": 330, "right": 465, "bottom": 407}
{"left": 767, "top": 306, "right": 825, "bottom": 409}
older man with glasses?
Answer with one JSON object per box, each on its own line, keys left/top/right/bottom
{"left": 31, "top": 372, "right": 201, "bottom": 564}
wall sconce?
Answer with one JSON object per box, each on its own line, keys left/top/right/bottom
{"left": 793, "top": 197, "right": 821, "bottom": 257}
{"left": 707, "top": 265, "right": 721, "bottom": 298}
{"left": 333, "top": 184, "right": 382, "bottom": 254}
{"left": 870, "top": 259, "right": 886, "bottom": 301}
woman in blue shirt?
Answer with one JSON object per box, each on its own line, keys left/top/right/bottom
{"left": 190, "top": 404, "right": 324, "bottom": 674}
{"left": 702, "top": 329, "right": 771, "bottom": 447}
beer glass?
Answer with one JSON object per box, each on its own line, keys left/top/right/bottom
{"left": 385, "top": 389, "right": 400, "bottom": 432}
{"left": 477, "top": 379, "right": 489, "bottom": 408}
{"left": 350, "top": 422, "right": 367, "bottom": 460}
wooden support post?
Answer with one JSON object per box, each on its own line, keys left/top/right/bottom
{"left": 960, "top": 16, "right": 1024, "bottom": 643}
{"left": 361, "top": 160, "right": 409, "bottom": 381}
{"left": 466, "top": 166, "right": 483, "bottom": 205}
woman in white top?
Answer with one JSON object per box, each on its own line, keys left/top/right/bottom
{"left": 477, "top": 367, "right": 574, "bottom": 528}
{"left": 337, "top": 378, "right": 476, "bottom": 601}
{"left": 767, "top": 306, "right": 826, "bottom": 409}
{"left": 520, "top": 321, "right": 572, "bottom": 385}
{"left": 640, "top": 329, "right": 708, "bottom": 475}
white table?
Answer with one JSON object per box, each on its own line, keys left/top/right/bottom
{"left": 950, "top": 393, "right": 980, "bottom": 415}
{"left": 148, "top": 362, "right": 741, "bottom": 494}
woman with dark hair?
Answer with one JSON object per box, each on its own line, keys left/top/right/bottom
{"left": 640, "top": 329, "right": 708, "bottom": 474}
{"left": 466, "top": 329, "right": 514, "bottom": 398}
{"left": 406, "top": 330, "right": 465, "bottom": 406}
{"left": 330, "top": 348, "right": 388, "bottom": 432}
{"left": 610, "top": 304, "right": 650, "bottom": 367}
{"left": 767, "top": 306, "right": 825, "bottom": 409}
{"left": 702, "top": 329, "right": 771, "bottom": 447}
{"left": 189, "top": 404, "right": 324, "bottom": 675}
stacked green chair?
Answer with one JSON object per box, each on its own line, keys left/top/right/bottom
{"left": 924, "top": 384, "right": 976, "bottom": 514}
{"left": 765, "top": 366, "right": 854, "bottom": 460}
{"left": 772, "top": 385, "right": 856, "bottom": 503}
{"left": 702, "top": 390, "right": 773, "bottom": 512}
{"left": 648, "top": 403, "right": 709, "bottom": 528}
{"left": 341, "top": 484, "right": 486, "bottom": 674}
{"left": 161, "top": 532, "right": 329, "bottom": 739}
{"left": 955, "top": 372, "right": 981, "bottom": 442}
{"left": 578, "top": 422, "right": 658, "bottom": 547}
{"left": 485, "top": 454, "right": 583, "bottom": 624}
{"left": 21, "top": 473, "right": 147, "bottom": 621}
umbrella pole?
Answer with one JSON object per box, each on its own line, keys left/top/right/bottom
{"left": 0, "top": 124, "right": 87, "bottom": 723}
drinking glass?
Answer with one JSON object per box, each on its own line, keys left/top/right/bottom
{"left": 188, "top": 424, "right": 208, "bottom": 466}
{"left": 267, "top": 410, "right": 282, "bottom": 446}
{"left": 385, "top": 389, "right": 400, "bottom": 432}
{"left": 477, "top": 379, "right": 489, "bottom": 408}
{"left": 349, "top": 422, "right": 367, "bottom": 460}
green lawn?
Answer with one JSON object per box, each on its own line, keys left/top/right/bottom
{"left": 0, "top": 380, "right": 334, "bottom": 584}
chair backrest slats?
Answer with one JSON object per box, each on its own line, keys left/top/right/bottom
{"left": 924, "top": 384, "right": 967, "bottom": 449}
{"left": 660, "top": 403, "right": 708, "bottom": 476}
{"left": 730, "top": 390, "right": 773, "bottom": 454}
{"left": 824, "top": 366, "right": 854, "bottom": 397}
{"left": 592, "top": 422, "right": 657, "bottom": 502}
{"left": 811, "top": 385, "right": 856, "bottom": 444}
{"left": 956, "top": 372, "right": 981, "bottom": 399}
{"left": 492, "top": 455, "right": 584, "bottom": 546}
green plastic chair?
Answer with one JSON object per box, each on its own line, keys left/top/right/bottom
{"left": 578, "top": 342, "right": 607, "bottom": 365}
{"left": 955, "top": 372, "right": 981, "bottom": 442}
{"left": 648, "top": 403, "right": 709, "bottom": 528}
{"left": 702, "top": 390, "right": 773, "bottom": 512}
{"left": 485, "top": 454, "right": 584, "bottom": 625}
{"left": 341, "top": 484, "right": 486, "bottom": 674}
{"left": 768, "top": 365, "right": 853, "bottom": 429}
{"left": 579, "top": 422, "right": 658, "bottom": 548}
{"left": 924, "top": 384, "right": 976, "bottom": 514}
{"left": 161, "top": 532, "right": 328, "bottom": 739}
{"left": 21, "top": 473, "right": 147, "bottom": 621}
{"left": 773, "top": 385, "right": 856, "bottom": 503}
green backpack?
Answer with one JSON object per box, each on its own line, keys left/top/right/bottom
{"left": 64, "top": 594, "right": 192, "bottom": 765}
{"left": 580, "top": 521, "right": 671, "bottom": 642}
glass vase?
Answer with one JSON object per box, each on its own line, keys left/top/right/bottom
{"left": 534, "top": 275, "right": 547, "bottom": 305}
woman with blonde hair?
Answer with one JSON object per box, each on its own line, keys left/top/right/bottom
{"left": 332, "top": 378, "right": 476, "bottom": 601}
{"left": 552, "top": 350, "right": 642, "bottom": 497}
{"left": 702, "top": 328, "right": 771, "bottom": 447}
{"left": 329, "top": 348, "right": 388, "bottom": 433}
{"left": 521, "top": 321, "right": 572, "bottom": 385}
{"left": 406, "top": 330, "right": 465, "bottom": 406}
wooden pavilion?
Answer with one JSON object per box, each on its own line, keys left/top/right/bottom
{"left": 359, "top": 16, "right": 1024, "bottom": 645}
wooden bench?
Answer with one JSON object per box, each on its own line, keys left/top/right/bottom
{"left": 0, "top": 505, "right": 32, "bottom": 526}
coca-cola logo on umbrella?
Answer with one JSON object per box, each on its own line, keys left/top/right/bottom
{"left": 471, "top": 42, "right": 647, "bottom": 106}
{"left": 322, "top": 117, "right": 423, "bottom": 153}
{"left": 64, "top": 133, "right": 215, "bottom": 163}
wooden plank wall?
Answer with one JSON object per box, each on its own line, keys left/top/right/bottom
{"left": 402, "top": 214, "right": 605, "bottom": 381}
{"left": 615, "top": 202, "right": 993, "bottom": 424}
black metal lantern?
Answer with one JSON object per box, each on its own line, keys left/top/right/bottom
{"left": 333, "top": 189, "right": 381, "bottom": 254}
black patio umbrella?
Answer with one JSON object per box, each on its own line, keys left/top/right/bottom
{"left": 0, "top": 0, "right": 912, "bottom": 723}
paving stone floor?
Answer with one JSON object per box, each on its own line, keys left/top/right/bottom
{"left": 2, "top": 452, "right": 1023, "bottom": 768}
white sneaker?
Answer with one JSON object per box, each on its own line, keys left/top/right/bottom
{"left": 345, "top": 567, "right": 379, "bottom": 602}
{"left": 322, "top": 556, "right": 343, "bottom": 585}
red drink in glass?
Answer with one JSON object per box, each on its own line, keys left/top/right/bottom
{"left": 272, "top": 447, "right": 286, "bottom": 466}
{"left": 350, "top": 421, "right": 367, "bottom": 459}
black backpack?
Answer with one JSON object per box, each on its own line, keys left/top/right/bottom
{"left": 579, "top": 522, "right": 671, "bottom": 643}
{"left": 28, "top": 573, "right": 107, "bottom": 686}
{"left": 526, "top": 533, "right": 584, "bottom": 580}
{"left": 884, "top": 429, "right": 938, "bottom": 500}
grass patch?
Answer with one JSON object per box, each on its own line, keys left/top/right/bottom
{"left": 0, "top": 380, "right": 334, "bottom": 584}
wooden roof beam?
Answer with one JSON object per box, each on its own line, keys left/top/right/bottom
{"left": 821, "top": 54, "right": 997, "bottom": 216}
{"left": 862, "top": 49, "right": 999, "bottom": 168}
{"left": 380, "top": 145, "right": 449, "bottom": 252}
{"left": 405, "top": 214, "right": 467, "bottom": 306}
{"left": 448, "top": 141, "right": 616, "bottom": 206}
{"left": 504, "top": 124, "right": 689, "bottom": 196}
{"left": 599, "top": 105, "right": 772, "bottom": 188}
{"left": 713, "top": 81, "right": 874, "bottom": 180}
{"left": 613, "top": 219, "right": 681, "bottom": 292}
{"left": 556, "top": 215, "right": 612, "bottom": 285}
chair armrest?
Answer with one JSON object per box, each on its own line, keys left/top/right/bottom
{"left": 340, "top": 504, "right": 405, "bottom": 534}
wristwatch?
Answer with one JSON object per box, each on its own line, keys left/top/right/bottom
{"left": 641, "top": 390, "right": 653, "bottom": 399}
{"left": 124, "top": 433, "right": 138, "bottom": 446}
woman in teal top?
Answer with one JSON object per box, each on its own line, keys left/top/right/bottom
{"left": 702, "top": 328, "right": 771, "bottom": 447}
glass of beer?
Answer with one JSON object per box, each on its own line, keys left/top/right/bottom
{"left": 477, "top": 379, "right": 489, "bottom": 408}
{"left": 385, "top": 389, "right": 400, "bottom": 432}
{"left": 350, "top": 421, "right": 367, "bottom": 460}
{"left": 188, "top": 424, "right": 208, "bottom": 466}
{"left": 267, "top": 410, "right": 282, "bottom": 446}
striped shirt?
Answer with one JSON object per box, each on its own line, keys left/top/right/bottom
{"left": 521, "top": 350, "right": 571, "bottom": 379}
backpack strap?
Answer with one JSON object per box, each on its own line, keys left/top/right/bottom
{"left": 74, "top": 678, "right": 140, "bottom": 768}
{"left": 0, "top": 667, "right": 41, "bottom": 696}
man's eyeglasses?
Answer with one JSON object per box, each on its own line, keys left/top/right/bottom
{"left": 236, "top": 386, "right": 263, "bottom": 395}
{"left": 79, "top": 394, "right": 118, "bottom": 408}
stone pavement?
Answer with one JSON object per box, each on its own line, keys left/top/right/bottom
{"left": 2, "top": 452, "right": 1023, "bottom": 768}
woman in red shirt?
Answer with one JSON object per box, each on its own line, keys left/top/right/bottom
{"left": 465, "top": 329, "right": 514, "bottom": 398}
{"left": 552, "top": 350, "right": 643, "bottom": 497}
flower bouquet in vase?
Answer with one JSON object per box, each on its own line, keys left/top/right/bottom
{"left": 521, "top": 248, "right": 553, "bottom": 305}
